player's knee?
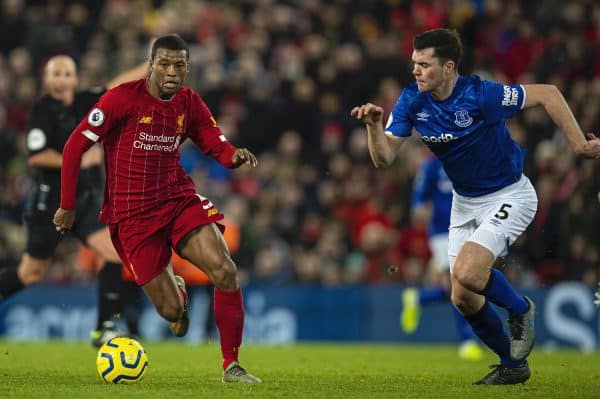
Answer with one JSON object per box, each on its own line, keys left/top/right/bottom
{"left": 211, "top": 258, "right": 238, "bottom": 291}
{"left": 18, "top": 263, "right": 46, "bottom": 286}
{"left": 451, "top": 261, "right": 485, "bottom": 292}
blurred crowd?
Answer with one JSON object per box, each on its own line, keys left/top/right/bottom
{"left": 0, "top": 0, "right": 599, "bottom": 289}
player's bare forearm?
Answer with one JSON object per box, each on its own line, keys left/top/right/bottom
{"left": 106, "top": 62, "right": 150, "bottom": 89}
{"left": 27, "top": 149, "right": 62, "bottom": 168}
{"left": 523, "top": 84, "right": 600, "bottom": 158}
{"left": 367, "top": 124, "right": 396, "bottom": 167}
{"left": 80, "top": 144, "right": 103, "bottom": 168}
{"left": 351, "top": 103, "right": 395, "bottom": 167}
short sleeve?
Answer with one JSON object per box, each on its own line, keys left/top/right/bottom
{"left": 384, "top": 90, "right": 414, "bottom": 137}
{"left": 480, "top": 80, "right": 525, "bottom": 122}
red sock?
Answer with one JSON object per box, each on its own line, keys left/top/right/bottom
{"left": 214, "top": 288, "right": 244, "bottom": 370}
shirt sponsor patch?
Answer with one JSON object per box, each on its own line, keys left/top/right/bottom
{"left": 421, "top": 133, "right": 456, "bottom": 143}
{"left": 501, "top": 85, "right": 519, "bottom": 107}
{"left": 26, "top": 128, "right": 47, "bottom": 151}
{"left": 88, "top": 108, "right": 105, "bottom": 127}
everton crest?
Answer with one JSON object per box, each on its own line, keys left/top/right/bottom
{"left": 454, "top": 110, "right": 473, "bottom": 128}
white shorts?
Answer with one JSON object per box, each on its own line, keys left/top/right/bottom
{"left": 429, "top": 234, "right": 450, "bottom": 271}
{"left": 448, "top": 175, "right": 538, "bottom": 270}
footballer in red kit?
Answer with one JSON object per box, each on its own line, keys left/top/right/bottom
{"left": 61, "top": 78, "right": 235, "bottom": 226}
{"left": 54, "top": 34, "right": 261, "bottom": 384}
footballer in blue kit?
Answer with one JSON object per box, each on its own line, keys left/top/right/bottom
{"left": 401, "top": 157, "right": 483, "bottom": 362}
{"left": 352, "top": 28, "right": 600, "bottom": 385}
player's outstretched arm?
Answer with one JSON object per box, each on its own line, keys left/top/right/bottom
{"left": 351, "top": 103, "right": 404, "bottom": 167}
{"left": 106, "top": 62, "right": 150, "bottom": 89}
{"left": 54, "top": 122, "right": 97, "bottom": 232}
{"left": 523, "top": 84, "right": 600, "bottom": 159}
{"left": 27, "top": 148, "right": 63, "bottom": 168}
{"left": 105, "top": 38, "right": 156, "bottom": 89}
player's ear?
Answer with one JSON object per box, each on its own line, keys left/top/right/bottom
{"left": 147, "top": 59, "right": 154, "bottom": 75}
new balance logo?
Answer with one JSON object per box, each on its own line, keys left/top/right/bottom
{"left": 421, "top": 133, "right": 456, "bottom": 143}
{"left": 139, "top": 116, "right": 152, "bottom": 124}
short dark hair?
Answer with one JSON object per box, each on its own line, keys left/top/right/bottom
{"left": 151, "top": 34, "right": 189, "bottom": 60}
{"left": 414, "top": 28, "right": 462, "bottom": 67}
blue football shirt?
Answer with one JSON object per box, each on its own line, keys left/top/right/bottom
{"left": 385, "top": 75, "right": 526, "bottom": 197}
{"left": 411, "top": 157, "right": 452, "bottom": 236}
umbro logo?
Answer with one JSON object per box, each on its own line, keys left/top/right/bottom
{"left": 416, "top": 111, "right": 430, "bottom": 122}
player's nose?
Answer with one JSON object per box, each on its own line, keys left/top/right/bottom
{"left": 166, "top": 65, "right": 177, "bottom": 75}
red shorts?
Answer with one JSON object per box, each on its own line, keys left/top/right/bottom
{"left": 109, "top": 195, "right": 224, "bottom": 286}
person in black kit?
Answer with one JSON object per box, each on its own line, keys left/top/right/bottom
{"left": 0, "top": 55, "right": 147, "bottom": 346}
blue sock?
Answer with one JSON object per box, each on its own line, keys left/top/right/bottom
{"left": 452, "top": 306, "right": 475, "bottom": 342}
{"left": 465, "top": 301, "right": 524, "bottom": 367}
{"left": 482, "top": 269, "right": 528, "bottom": 317}
{"left": 418, "top": 286, "right": 448, "bottom": 305}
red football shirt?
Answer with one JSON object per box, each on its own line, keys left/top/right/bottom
{"left": 61, "top": 79, "right": 236, "bottom": 223}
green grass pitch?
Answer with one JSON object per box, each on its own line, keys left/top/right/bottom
{"left": 0, "top": 341, "right": 599, "bottom": 398}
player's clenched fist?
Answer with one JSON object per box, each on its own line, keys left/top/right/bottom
{"left": 575, "top": 133, "right": 600, "bottom": 159}
{"left": 232, "top": 148, "right": 258, "bottom": 168}
{"left": 53, "top": 208, "right": 76, "bottom": 233}
{"left": 351, "top": 103, "right": 384, "bottom": 126}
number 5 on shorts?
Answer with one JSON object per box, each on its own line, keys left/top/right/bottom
{"left": 494, "top": 203, "right": 512, "bottom": 220}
